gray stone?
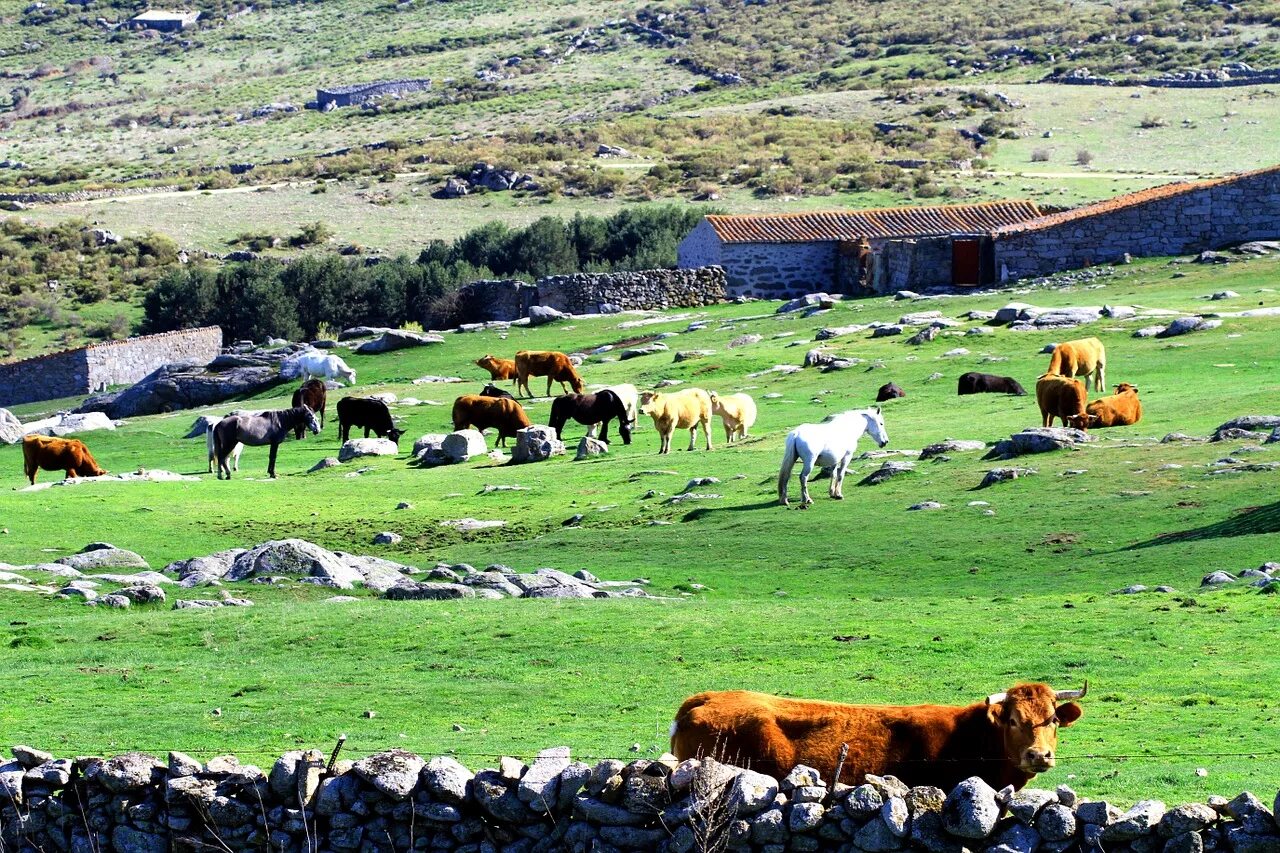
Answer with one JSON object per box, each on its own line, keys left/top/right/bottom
{"left": 730, "top": 769, "right": 778, "bottom": 816}
{"left": 512, "top": 425, "right": 565, "bottom": 463}
{"left": 424, "top": 756, "right": 473, "bottom": 803}
{"left": 790, "top": 801, "right": 826, "bottom": 832}
{"left": 118, "top": 582, "right": 166, "bottom": 604}
{"left": 1160, "top": 803, "right": 1219, "bottom": 837}
{"left": 1226, "top": 828, "right": 1280, "bottom": 853}
{"left": 91, "top": 752, "right": 164, "bottom": 792}
{"left": 1037, "top": 803, "right": 1078, "bottom": 842}
{"left": 0, "top": 760, "right": 23, "bottom": 804}
{"left": 111, "top": 825, "right": 167, "bottom": 853}
{"left": 439, "top": 429, "right": 487, "bottom": 463}
{"left": 412, "top": 433, "right": 447, "bottom": 457}
{"left": 100, "top": 593, "right": 130, "bottom": 608}
{"left": 857, "top": 815, "right": 907, "bottom": 851}
{"left": 1158, "top": 317, "right": 1222, "bottom": 338}
{"left": 728, "top": 333, "right": 763, "bottom": 348}
{"left": 1202, "top": 571, "right": 1237, "bottom": 586}
{"left": 92, "top": 362, "right": 287, "bottom": 420}
{"left": 985, "top": 427, "right": 1094, "bottom": 459}
{"left": 228, "top": 539, "right": 362, "bottom": 588}
{"left": 872, "top": 325, "right": 904, "bottom": 338}
{"left": 751, "top": 807, "right": 788, "bottom": 844}
{"left": 1228, "top": 793, "right": 1278, "bottom": 835}
{"left": 576, "top": 436, "right": 610, "bottom": 460}
{"left": 308, "top": 457, "right": 341, "bottom": 472}
{"left": 338, "top": 438, "right": 398, "bottom": 462}
{"left": 383, "top": 580, "right": 475, "bottom": 600}
{"left": 528, "top": 305, "right": 568, "bottom": 326}
{"left": 168, "top": 750, "right": 201, "bottom": 778}
{"left": 674, "top": 349, "right": 716, "bottom": 362}
{"left": 1077, "top": 801, "right": 1122, "bottom": 825}
{"left": 0, "top": 408, "right": 22, "bottom": 445}
{"left": 373, "top": 531, "right": 402, "bottom": 545}
{"left": 355, "top": 329, "right": 444, "bottom": 354}
{"left": 25, "top": 758, "right": 72, "bottom": 785}
{"left": 1166, "top": 831, "right": 1205, "bottom": 853}
{"left": 942, "top": 776, "right": 1001, "bottom": 838}
{"left": 781, "top": 765, "right": 822, "bottom": 790}
{"left": 980, "top": 466, "right": 1036, "bottom": 488}
{"left": 12, "top": 745, "right": 53, "bottom": 768}
{"left": 1104, "top": 800, "right": 1166, "bottom": 842}
{"left": 353, "top": 748, "right": 425, "bottom": 800}
{"left": 518, "top": 746, "right": 571, "bottom": 810}
{"left": 845, "top": 783, "right": 885, "bottom": 817}
{"left": 996, "top": 822, "right": 1043, "bottom": 853}
{"left": 55, "top": 545, "right": 148, "bottom": 571}
{"left": 882, "top": 795, "right": 910, "bottom": 836}
{"left": 1009, "top": 788, "right": 1057, "bottom": 824}
{"left": 859, "top": 461, "right": 915, "bottom": 486}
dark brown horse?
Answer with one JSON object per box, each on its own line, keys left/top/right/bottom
{"left": 291, "top": 379, "right": 327, "bottom": 439}
{"left": 549, "top": 390, "right": 631, "bottom": 445}
{"left": 213, "top": 406, "right": 320, "bottom": 479}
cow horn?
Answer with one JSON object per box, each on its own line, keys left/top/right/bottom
{"left": 1055, "top": 680, "right": 1088, "bottom": 701}
{"left": 985, "top": 692, "right": 1007, "bottom": 705}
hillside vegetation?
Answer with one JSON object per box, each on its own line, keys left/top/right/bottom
{"left": 2, "top": 254, "right": 1278, "bottom": 802}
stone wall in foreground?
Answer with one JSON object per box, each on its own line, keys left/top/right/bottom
{"left": 2, "top": 744, "right": 1277, "bottom": 853}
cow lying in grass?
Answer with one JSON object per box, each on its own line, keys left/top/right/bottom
{"left": 1086, "top": 382, "right": 1142, "bottom": 428}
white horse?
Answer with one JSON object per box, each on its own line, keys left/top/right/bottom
{"left": 283, "top": 351, "right": 357, "bottom": 386}
{"left": 778, "top": 407, "right": 889, "bottom": 507}
{"left": 186, "top": 415, "right": 243, "bottom": 474}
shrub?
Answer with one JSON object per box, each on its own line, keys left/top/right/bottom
{"left": 1030, "top": 148, "right": 1051, "bottom": 162}
{"left": 1076, "top": 148, "right": 1095, "bottom": 166}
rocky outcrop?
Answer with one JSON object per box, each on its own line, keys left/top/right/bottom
{"left": 76, "top": 362, "right": 286, "bottom": 420}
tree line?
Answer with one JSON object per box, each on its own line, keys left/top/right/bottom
{"left": 142, "top": 205, "right": 706, "bottom": 341}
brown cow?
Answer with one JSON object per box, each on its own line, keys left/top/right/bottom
{"left": 1086, "top": 383, "right": 1142, "bottom": 428}
{"left": 22, "top": 435, "right": 107, "bottom": 485}
{"left": 476, "top": 354, "right": 517, "bottom": 384}
{"left": 671, "top": 682, "right": 1086, "bottom": 791}
{"left": 291, "top": 379, "right": 327, "bottom": 439}
{"left": 514, "top": 350, "right": 584, "bottom": 398}
{"left": 1046, "top": 337, "right": 1106, "bottom": 392}
{"left": 1035, "top": 373, "right": 1090, "bottom": 430}
{"left": 451, "top": 394, "right": 532, "bottom": 447}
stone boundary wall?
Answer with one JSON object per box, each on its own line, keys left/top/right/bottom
{"left": 316, "top": 79, "right": 433, "bottom": 108}
{"left": 1, "top": 744, "right": 1277, "bottom": 853}
{"left": 995, "top": 169, "right": 1280, "bottom": 280}
{"left": 455, "top": 267, "right": 727, "bottom": 321}
{"left": 0, "top": 327, "right": 222, "bottom": 407}
{"left": 1048, "top": 67, "right": 1280, "bottom": 87}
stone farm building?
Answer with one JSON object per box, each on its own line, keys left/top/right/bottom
{"left": 129, "top": 10, "right": 201, "bottom": 31}
{"left": 678, "top": 164, "right": 1280, "bottom": 296}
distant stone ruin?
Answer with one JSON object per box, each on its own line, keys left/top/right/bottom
{"left": 315, "top": 79, "right": 432, "bottom": 109}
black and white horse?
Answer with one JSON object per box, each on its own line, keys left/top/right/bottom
{"left": 212, "top": 406, "right": 320, "bottom": 479}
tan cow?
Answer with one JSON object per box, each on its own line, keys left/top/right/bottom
{"left": 709, "top": 391, "right": 757, "bottom": 443}
{"left": 639, "top": 388, "right": 713, "bottom": 454}
{"left": 1086, "top": 383, "right": 1142, "bottom": 428}
{"left": 476, "top": 354, "right": 518, "bottom": 384}
{"left": 1046, "top": 337, "right": 1106, "bottom": 392}
{"left": 1035, "top": 373, "right": 1090, "bottom": 430}
{"left": 514, "top": 350, "right": 585, "bottom": 398}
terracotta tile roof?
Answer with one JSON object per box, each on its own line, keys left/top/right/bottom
{"left": 704, "top": 200, "right": 1045, "bottom": 244}
{"left": 992, "top": 164, "right": 1280, "bottom": 236}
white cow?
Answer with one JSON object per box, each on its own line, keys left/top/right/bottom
{"left": 285, "top": 351, "right": 357, "bottom": 386}
{"left": 186, "top": 415, "right": 242, "bottom": 474}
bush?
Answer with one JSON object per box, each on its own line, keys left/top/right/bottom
{"left": 1076, "top": 148, "right": 1095, "bottom": 166}
{"left": 1030, "top": 148, "right": 1051, "bottom": 162}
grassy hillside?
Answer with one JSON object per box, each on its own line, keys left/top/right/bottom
{"left": 2, "top": 254, "right": 1278, "bottom": 801}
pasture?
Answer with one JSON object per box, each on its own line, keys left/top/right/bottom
{"left": 1, "top": 255, "right": 1279, "bottom": 803}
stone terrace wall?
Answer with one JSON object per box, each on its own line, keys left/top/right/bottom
{"left": 455, "top": 267, "right": 727, "bottom": 321}
{"left": 0, "top": 348, "right": 87, "bottom": 407}
{"left": 537, "top": 267, "right": 726, "bottom": 314}
{"left": 995, "top": 169, "right": 1280, "bottom": 280}
{"left": 316, "top": 79, "right": 433, "bottom": 108}
{"left": 1, "top": 745, "right": 1277, "bottom": 853}
{"left": 0, "top": 327, "right": 222, "bottom": 407}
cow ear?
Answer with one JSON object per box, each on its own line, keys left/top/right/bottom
{"left": 985, "top": 695, "right": 1005, "bottom": 724}
{"left": 1056, "top": 702, "right": 1083, "bottom": 727}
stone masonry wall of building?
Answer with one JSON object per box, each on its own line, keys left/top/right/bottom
{"left": 995, "top": 170, "right": 1280, "bottom": 280}
{"left": 0, "top": 327, "right": 222, "bottom": 408}
{"left": 718, "top": 241, "right": 838, "bottom": 297}
{"left": 456, "top": 268, "right": 727, "bottom": 321}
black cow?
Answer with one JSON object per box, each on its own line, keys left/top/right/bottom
{"left": 958, "top": 372, "right": 1027, "bottom": 396}
{"left": 549, "top": 390, "right": 632, "bottom": 445}
{"left": 336, "top": 397, "right": 405, "bottom": 443}
{"left": 479, "top": 383, "right": 516, "bottom": 401}
{"left": 876, "top": 382, "right": 906, "bottom": 402}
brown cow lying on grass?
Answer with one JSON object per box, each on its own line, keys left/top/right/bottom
{"left": 671, "top": 682, "right": 1086, "bottom": 791}
{"left": 22, "top": 435, "right": 107, "bottom": 485}
{"left": 1086, "top": 383, "right": 1142, "bottom": 428}
{"left": 1035, "top": 373, "right": 1090, "bottom": 430}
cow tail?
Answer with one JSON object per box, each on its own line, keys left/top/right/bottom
{"left": 778, "top": 433, "right": 798, "bottom": 502}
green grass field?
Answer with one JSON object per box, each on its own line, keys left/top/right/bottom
{"left": 2, "top": 255, "right": 1278, "bottom": 802}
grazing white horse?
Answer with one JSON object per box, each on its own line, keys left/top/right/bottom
{"left": 778, "top": 407, "right": 889, "bottom": 507}
{"left": 284, "top": 351, "right": 357, "bottom": 386}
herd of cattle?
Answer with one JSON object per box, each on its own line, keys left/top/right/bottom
{"left": 18, "top": 335, "right": 1141, "bottom": 488}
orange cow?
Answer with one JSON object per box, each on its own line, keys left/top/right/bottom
{"left": 22, "top": 435, "right": 107, "bottom": 485}
{"left": 476, "top": 354, "right": 518, "bottom": 384}
{"left": 671, "top": 682, "right": 1086, "bottom": 791}
{"left": 1046, "top": 337, "right": 1106, "bottom": 392}
{"left": 1086, "top": 383, "right": 1142, "bottom": 428}
{"left": 451, "top": 394, "right": 532, "bottom": 447}
{"left": 1035, "top": 373, "right": 1090, "bottom": 430}
{"left": 514, "top": 350, "right": 584, "bottom": 398}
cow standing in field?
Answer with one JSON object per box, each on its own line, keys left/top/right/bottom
{"left": 1035, "top": 373, "right": 1090, "bottom": 430}
{"left": 639, "top": 388, "right": 713, "bottom": 454}
{"left": 958, "top": 372, "right": 1027, "bottom": 396}
{"left": 451, "top": 394, "right": 532, "bottom": 447}
{"left": 1046, "top": 337, "right": 1106, "bottom": 392}
{"left": 337, "top": 397, "right": 404, "bottom": 443}
{"left": 476, "top": 354, "right": 518, "bottom": 384}
{"left": 22, "top": 435, "right": 107, "bottom": 485}
{"left": 709, "top": 391, "right": 757, "bottom": 443}
{"left": 671, "top": 682, "right": 1087, "bottom": 791}
{"left": 549, "top": 390, "right": 632, "bottom": 445}
{"left": 292, "top": 379, "right": 328, "bottom": 439}
{"left": 1086, "top": 383, "right": 1142, "bottom": 428}
{"left": 514, "top": 350, "right": 585, "bottom": 398}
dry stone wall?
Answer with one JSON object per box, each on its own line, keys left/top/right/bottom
{"left": 316, "top": 79, "right": 433, "bottom": 108}
{"left": 456, "top": 268, "right": 727, "bottom": 322}
{"left": 0, "top": 327, "right": 222, "bottom": 407}
{"left": 995, "top": 169, "right": 1280, "bottom": 280}
{"left": 1, "top": 745, "right": 1277, "bottom": 853}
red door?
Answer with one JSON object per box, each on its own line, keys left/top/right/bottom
{"left": 952, "top": 239, "right": 981, "bottom": 286}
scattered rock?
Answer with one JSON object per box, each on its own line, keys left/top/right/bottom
{"left": 859, "top": 461, "right": 915, "bottom": 486}
{"left": 984, "top": 428, "right": 1094, "bottom": 459}
{"left": 576, "top": 437, "right": 609, "bottom": 460}
{"left": 55, "top": 545, "right": 148, "bottom": 571}
{"left": 920, "top": 439, "right": 986, "bottom": 459}
{"left": 512, "top": 426, "right": 565, "bottom": 464}
{"left": 338, "top": 438, "right": 398, "bottom": 462}
{"left": 373, "top": 532, "right": 402, "bottom": 545}
{"left": 979, "top": 467, "right": 1036, "bottom": 488}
